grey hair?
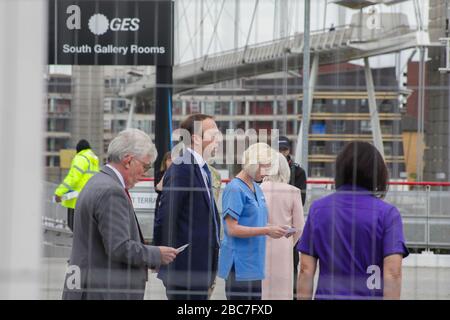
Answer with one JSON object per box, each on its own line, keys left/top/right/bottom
{"left": 107, "top": 128, "right": 158, "bottom": 164}
{"left": 263, "top": 152, "right": 291, "bottom": 184}
{"left": 242, "top": 142, "right": 278, "bottom": 179}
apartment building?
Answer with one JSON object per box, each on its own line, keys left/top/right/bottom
{"left": 45, "top": 73, "right": 72, "bottom": 182}
{"left": 172, "top": 63, "right": 406, "bottom": 178}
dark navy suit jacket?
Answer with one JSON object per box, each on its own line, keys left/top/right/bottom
{"left": 155, "top": 150, "right": 220, "bottom": 289}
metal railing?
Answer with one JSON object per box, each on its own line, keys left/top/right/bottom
{"left": 43, "top": 179, "right": 450, "bottom": 250}
{"left": 136, "top": 178, "right": 450, "bottom": 250}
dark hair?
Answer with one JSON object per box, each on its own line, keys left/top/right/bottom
{"left": 76, "top": 139, "right": 91, "bottom": 153}
{"left": 335, "top": 141, "right": 388, "bottom": 198}
{"left": 180, "top": 113, "right": 213, "bottom": 136}
{"left": 159, "top": 151, "right": 172, "bottom": 172}
{"left": 278, "top": 136, "right": 291, "bottom": 151}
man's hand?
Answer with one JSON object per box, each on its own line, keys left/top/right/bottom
{"left": 158, "top": 246, "right": 178, "bottom": 265}
{"left": 267, "top": 225, "right": 289, "bottom": 239}
{"left": 54, "top": 195, "right": 62, "bottom": 203}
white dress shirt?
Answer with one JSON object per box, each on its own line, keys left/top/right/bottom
{"left": 187, "top": 148, "right": 211, "bottom": 199}
{"left": 106, "top": 164, "right": 126, "bottom": 189}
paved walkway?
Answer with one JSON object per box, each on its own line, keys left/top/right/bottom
{"left": 41, "top": 258, "right": 450, "bottom": 300}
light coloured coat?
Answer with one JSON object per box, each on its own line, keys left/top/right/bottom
{"left": 260, "top": 181, "right": 305, "bottom": 300}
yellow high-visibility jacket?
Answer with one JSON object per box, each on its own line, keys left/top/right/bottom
{"left": 54, "top": 148, "right": 99, "bottom": 209}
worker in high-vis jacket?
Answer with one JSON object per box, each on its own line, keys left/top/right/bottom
{"left": 54, "top": 139, "right": 99, "bottom": 231}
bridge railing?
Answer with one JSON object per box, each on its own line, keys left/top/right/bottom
{"left": 176, "top": 19, "right": 419, "bottom": 75}
{"left": 43, "top": 179, "right": 450, "bottom": 250}
{"left": 133, "top": 179, "right": 450, "bottom": 249}
{"left": 176, "top": 25, "right": 350, "bottom": 72}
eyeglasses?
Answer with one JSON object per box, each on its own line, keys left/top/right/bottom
{"left": 133, "top": 158, "right": 152, "bottom": 172}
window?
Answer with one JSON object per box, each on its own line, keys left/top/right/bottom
{"left": 311, "top": 142, "right": 326, "bottom": 154}
{"left": 215, "top": 102, "right": 230, "bottom": 115}
{"left": 48, "top": 98, "right": 71, "bottom": 115}
{"left": 204, "top": 102, "right": 215, "bottom": 115}
{"left": 334, "top": 120, "right": 346, "bottom": 133}
{"left": 332, "top": 141, "right": 345, "bottom": 154}
{"left": 311, "top": 121, "right": 326, "bottom": 134}
{"left": 251, "top": 102, "right": 272, "bottom": 115}
{"left": 379, "top": 101, "right": 393, "bottom": 113}
{"left": 360, "top": 120, "right": 372, "bottom": 132}
{"left": 235, "top": 102, "right": 246, "bottom": 115}
{"left": 311, "top": 163, "right": 326, "bottom": 177}
{"left": 46, "top": 156, "right": 60, "bottom": 167}
{"left": 172, "top": 101, "right": 183, "bottom": 115}
{"left": 313, "top": 99, "right": 326, "bottom": 113}
{"left": 53, "top": 119, "right": 69, "bottom": 132}
{"left": 381, "top": 121, "right": 394, "bottom": 135}
{"left": 286, "top": 121, "right": 295, "bottom": 135}
{"left": 104, "top": 120, "right": 111, "bottom": 131}
{"left": 48, "top": 76, "right": 71, "bottom": 94}
{"left": 111, "top": 99, "right": 128, "bottom": 113}
{"left": 47, "top": 137, "right": 70, "bottom": 151}
{"left": 132, "top": 120, "right": 151, "bottom": 132}
{"left": 287, "top": 101, "right": 294, "bottom": 114}
{"left": 251, "top": 121, "right": 272, "bottom": 131}
{"left": 384, "top": 143, "right": 393, "bottom": 156}
{"left": 187, "top": 101, "right": 201, "bottom": 113}
{"left": 112, "top": 120, "right": 127, "bottom": 133}
{"left": 104, "top": 100, "right": 112, "bottom": 113}
{"left": 217, "top": 121, "right": 230, "bottom": 133}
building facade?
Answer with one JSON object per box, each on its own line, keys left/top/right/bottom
{"left": 46, "top": 73, "right": 72, "bottom": 182}
{"left": 172, "top": 64, "right": 406, "bottom": 179}
{"left": 424, "top": 0, "right": 450, "bottom": 181}
{"left": 46, "top": 63, "right": 409, "bottom": 181}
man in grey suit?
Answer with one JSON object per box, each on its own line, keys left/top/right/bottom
{"left": 62, "top": 128, "right": 178, "bottom": 300}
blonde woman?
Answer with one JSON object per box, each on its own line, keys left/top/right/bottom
{"left": 261, "top": 152, "right": 305, "bottom": 300}
{"left": 218, "top": 143, "right": 289, "bottom": 300}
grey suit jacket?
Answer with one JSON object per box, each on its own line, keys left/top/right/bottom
{"left": 62, "top": 166, "right": 161, "bottom": 300}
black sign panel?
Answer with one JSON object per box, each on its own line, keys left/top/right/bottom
{"left": 48, "top": 0, "right": 173, "bottom": 66}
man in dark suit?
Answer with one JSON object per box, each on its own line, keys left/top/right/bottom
{"left": 155, "top": 114, "right": 222, "bottom": 300}
{"left": 62, "top": 129, "right": 178, "bottom": 300}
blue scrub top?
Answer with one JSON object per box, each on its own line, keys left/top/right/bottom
{"left": 218, "top": 178, "right": 268, "bottom": 281}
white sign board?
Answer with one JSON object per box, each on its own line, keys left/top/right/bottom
{"left": 129, "top": 191, "right": 157, "bottom": 210}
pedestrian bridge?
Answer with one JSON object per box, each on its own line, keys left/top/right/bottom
{"left": 121, "top": 11, "right": 433, "bottom": 98}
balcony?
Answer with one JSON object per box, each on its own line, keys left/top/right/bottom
{"left": 47, "top": 112, "right": 71, "bottom": 119}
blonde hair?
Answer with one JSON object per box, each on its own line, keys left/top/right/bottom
{"left": 263, "top": 152, "right": 291, "bottom": 183}
{"left": 242, "top": 142, "right": 278, "bottom": 179}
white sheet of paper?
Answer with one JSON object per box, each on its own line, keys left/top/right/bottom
{"left": 61, "top": 191, "right": 79, "bottom": 201}
{"left": 285, "top": 227, "right": 298, "bottom": 236}
{"left": 176, "top": 243, "right": 190, "bottom": 253}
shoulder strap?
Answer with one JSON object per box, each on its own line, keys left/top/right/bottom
{"left": 290, "top": 163, "right": 296, "bottom": 186}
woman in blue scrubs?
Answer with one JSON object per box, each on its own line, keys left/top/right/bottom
{"left": 218, "top": 143, "right": 289, "bottom": 300}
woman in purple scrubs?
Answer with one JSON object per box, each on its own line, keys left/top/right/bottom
{"left": 296, "top": 141, "right": 409, "bottom": 300}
